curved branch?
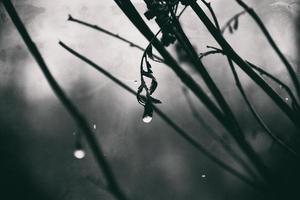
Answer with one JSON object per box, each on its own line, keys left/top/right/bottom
{"left": 236, "top": 0, "right": 300, "bottom": 101}
{"left": 1, "top": 1, "right": 128, "bottom": 200}
{"left": 59, "top": 40, "right": 265, "bottom": 191}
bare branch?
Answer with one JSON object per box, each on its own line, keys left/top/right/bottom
{"left": 236, "top": 0, "right": 300, "bottom": 101}
{"left": 1, "top": 1, "right": 128, "bottom": 200}
{"left": 59, "top": 40, "right": 265, "bottom": 191}
{"left": 221, "top": 10, "right": 246, "bottom": 34}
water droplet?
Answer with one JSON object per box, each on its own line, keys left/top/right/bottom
{"left": 134, "top": 80, "right": 138, "bottom": 84}
{"left": 142, "top": 115, "right": 153, "bottom": 123}
{"left": 201, "top": 174, "right": 206, "bottom": 178}
{"left": 279, "top": 85, "right": 283, "bottom": 89}
{"left": 74, "top": 149, "right": 86, "bottom": 159}
{"left": 93, "top": 124, "right": 97, "bottom": 130}
{"left": 285, "top": 97, "right": 289, "bottom": 102}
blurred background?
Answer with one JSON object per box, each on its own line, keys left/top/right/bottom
{"left": 0, "top": 0, "right": 300, "bottom": 199}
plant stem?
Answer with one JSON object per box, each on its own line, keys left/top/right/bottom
{"left": 200, "top": 46, "right": 300, "bottom": 160}
{"left": 113, "top": 0, "right": 229, "bottom": 130}
{"left": 221, "top": 10, "right": 246, "bottom": 33}
{"left": 189, "top": 0, "right": 300, "bottom": 129}
{"left": 227, "top": 59, "right": 300, "bottom": 161}
{"left": 236, "top": 0, "right": 300, "bottom": 101}
{"left": 67, "top": 14, "right": 163, "bottom": 62}
{"left": 182, "top": 87, "right": 259, "bottom": 180}
{"left": 169, "top": 1, "right": 273, "bottom": 187}
{"left": 59, "top": 40, "right": 265, "bottom": 191}
{"left": 1, "top": 1, "right": 128, "bottom": 200}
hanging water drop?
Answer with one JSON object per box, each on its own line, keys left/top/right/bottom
{"left": 285, "top": 97, "right": 289, "bottom": 102}
{"left": 143, "top": 115, "right": 153, "bottom": 123}
{"left": 73, "top": 149, "right": 86, "bottom": 159}
{"left": 134, "top": 80, "right": 138, "bottom": 84}
{"left": 201, "top": 174, "right": 206, "bottom": 178}
{"left": 93, "top": 124, "right": 97, "bottom": 130}
{"left": 142, "top": 102, "right": 153, "bottom": 124}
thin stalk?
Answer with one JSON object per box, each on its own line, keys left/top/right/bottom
{"left": 168, "top": 2, "right": 273, "bottom": 187}
{"left": 67, "top": 14, "right": 163, "bottom": 62}
{"left": 227, "top": 58, "right": 300, "bottom": 161}
{"left": 182, "top": 87, "right": 259, "bottom": 180}
{"left": 59, "top": 40, "right": 265, "bottom": 191}
{"left": 66, "top": 10, "right": 269, "bottom": 181}
{"left": 188, "top": 0, "right": 300, "bottom": 129}
{"left": 1, "top": 1, "right": 128, "bottom": 200}
{"left": 200, "top": 46, "right": 300, "bottom": 160}
{"left": 246, "top": 61, "right": 300, "bottom": 111}
{"left": 200, "top": 0, "right": 221, "bottom": 31}
{"left": 200, "top": 2, "right": 300, "bottom": 160}
{"left": 221, "top": 10, "right": 246, "bottom": 33}
{"left": 236, "top": 0, "right": 300, "bottom": 101}
{"left": 113, "top": 0, "right": 229, "bottom": 131}
{"left": 202, "top": 46, "right": 299, "bottom": 111}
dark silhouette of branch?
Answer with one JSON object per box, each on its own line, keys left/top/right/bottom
{"left": 246, "top": 61, "right": 300, "bottom": 111}
{"left": 67, "top": 14, "right": 164, "bottom": 62}
{"left": 200, "top": 46, "right": 300, "bottom": 161}
{"left": 202, "top": 46, "right": 300, "bottom": 110}
{"left": 188, "top": 0, "right": 300, "bottom": 129}
{"left": 67, "top": 6, "right": 267, "bottom": 181}
{"left": 1, "top": 1, "right": 128, "bottom": 200}
{"left": 236, "top": 0, "right": 300, "bottom": 101}
{"left": 181, "top": 87, "right": 259, "bottom": 180}
{"left": 221, "top": 10, "right": 246, "bottom": 33}
{"left": 167, "top": 1, "right": 274, "bottom": 187}
{"left": 227, "top": 59, "right": 300, "bottom": 161}
{"left": 112, "top": 0, "right": 233, "bottom": 133}
{"left": 200, "top": 0, "right": 221, "bottom": 31}
{"left": 199, "top": 49, "right": 222, "bottom": 59}
{"left": 65, "top": 8, "right": 263, "bottom": 185}
{"left": 59, "top": 40, "right": 265, "bottom": 191}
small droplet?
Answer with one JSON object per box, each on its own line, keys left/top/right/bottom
{"left": 201, "top": 174, "right": 206, "bottom": 178}
{"left": 134, "top": 80, "right": 138, "bottom": 84}
{"left": 279, "top": 85, "right": 283, "bottom": 89}
{"left": 285, "top": 97, "right": 289, "bottom": 102}
{"left": 93, "top": 124, "right": 97, "bottom": 130}
{"left": 142, "top": 116, "right": 153, "bottom": 123}
{"left": 74, "top": 149, "right": 86, "bottom": 159}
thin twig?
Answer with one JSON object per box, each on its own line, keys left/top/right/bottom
{"left": 181, "top": 87, "right": 259, "bottom": 180}
{"left": 203, "top": 46, "right": 300, "bottom": 110}
{"left": 236, "top": 0, "right": 300, "bottom": 101}
{"left": 1, "top": 1, "right": 128, "bottom": 200}
{"left": 246, "top": 61, "right": 300, "bottom": 111}
{"left": 200, "top": 46, "right": 300, "bottom": 161}
{"left": 59, "top": 40, "right": 265, "bottom": 191}
{"left": 227, "top": 59, "right": 300, "bottom": 161}
{"left": 221, "top": 10, "right": 246, "bottom": 33}
{"left": 67, "top": 14, "right": 164, "bottom": 62}
{"left": 188, "top": 0, "right": 300, "bottom": 129}
{"left": 172, "top": 0, "right": 274, "bottom": 187}
{"left": 200, "top": 0, "right": 221, "bottom": 31}
{"left": 113, "top": 0, "right": 230, "bottom": 134}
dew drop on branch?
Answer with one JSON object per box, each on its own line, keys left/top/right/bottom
{"left": 285, "top": 97, "right": 289, "bottom": 102}
{"left": 201, "top": 174, "right": 206, "bottom": 178}
{"left": 73, "top": 149, "right": 86, "bottom": 159}
{"left": 143, "top": 115, "right": 153, "bottom": 123}
{"left": 93, "top": 124, "right": 97, "bottom": 130}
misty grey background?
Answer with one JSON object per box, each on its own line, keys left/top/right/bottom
{"left": 0, "top": 0, "right": 299, "bottom": 200}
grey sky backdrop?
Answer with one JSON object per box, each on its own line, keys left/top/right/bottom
{"left": 0, "top": 0, "right": 299, "bottom": 200}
